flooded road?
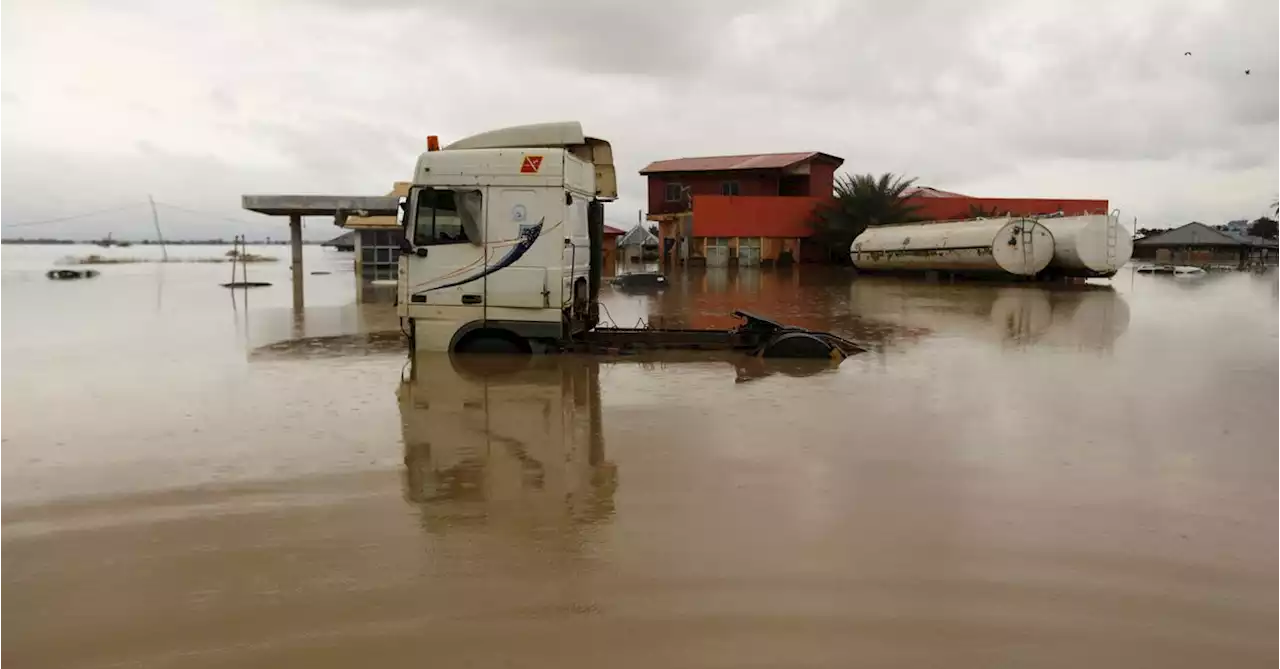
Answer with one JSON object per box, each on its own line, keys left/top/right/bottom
{"left": 4, "top": 245, "right": 1277, "bottom": 667}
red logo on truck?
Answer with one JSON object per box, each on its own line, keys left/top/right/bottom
{"left": 520, "top": 155, "right": 544, "bottom": 173}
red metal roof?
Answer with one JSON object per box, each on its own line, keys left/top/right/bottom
{"left": 640, "top": 152, "right": 843, "bottom": 175}
{"left": 603, "top": 224, "right": 626, "bottom": 236}
{"left": 902, "top": 186, "right": 970, "bottom": 198}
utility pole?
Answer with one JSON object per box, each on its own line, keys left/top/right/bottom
{"left": 148, "top": 194, "right": 168, "bottom": 262}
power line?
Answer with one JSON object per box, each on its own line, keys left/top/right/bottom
{"left": 152, "top": 201, "right": 268, "bottom": 227}
{"left": 0, "top": 202, "right": 147, "bottom": 228}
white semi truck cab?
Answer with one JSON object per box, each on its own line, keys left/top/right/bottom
{"left": 397, "top": 121, "right": 861, "bottom": 360}
{"left": 397, "top": 121, "right": 615, "bottom": 354}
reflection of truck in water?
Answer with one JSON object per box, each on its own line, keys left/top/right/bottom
{"left": 399, "top": 354, "right": 617, "bottom": 528}
{"left": 396, "top": 349, "right": 855, "bottom": 532}
{"left": 395, "top": 122, "right": 858, "bottom": 360}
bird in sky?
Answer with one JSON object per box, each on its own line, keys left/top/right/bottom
{"left": 1184, "top": 51, "right": 1192, "bottom": 55}
{"left": 1245, "top": 69, "right": 1251, "bottom": 75}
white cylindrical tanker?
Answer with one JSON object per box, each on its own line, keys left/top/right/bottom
{"left": 1038, "top": 214, "right": 1133, "bottom": 277}
{"left": 850, "top": 218, "right": 1054, "bottom": 277}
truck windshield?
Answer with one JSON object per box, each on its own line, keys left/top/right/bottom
{"left": 413, "top": 188, "right": 482, "bottom": 246}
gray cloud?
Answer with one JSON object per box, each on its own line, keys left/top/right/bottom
{"left": 311, "top": 0, "right": 783, "bottom": 76}
{"left": 1, "top": 0, "right": 1275, "bottom": 241}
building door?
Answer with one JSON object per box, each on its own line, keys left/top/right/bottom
{"left": 738, "top": 237, "right": 761, "bottom": 267}
{"left": 706, "top": 238, "right": 730, "bottom": 267}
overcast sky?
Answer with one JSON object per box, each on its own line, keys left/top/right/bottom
{"left": 2, "top": 0, "right": 1276, "bottom": 240}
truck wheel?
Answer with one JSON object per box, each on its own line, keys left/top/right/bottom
{"left": 454, "top": 332, "right": 530, "bottom": 355}
{"left": 760, "top": 332, "right": 839, "bottom": 359}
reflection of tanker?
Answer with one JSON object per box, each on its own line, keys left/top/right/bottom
{"left": 848, "top": 279, "right": 1130, "bottom": 350}
{"left": 398, "top": 355, "right": 617, "bottom": 529}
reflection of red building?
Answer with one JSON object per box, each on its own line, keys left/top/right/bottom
{"left": 642, "top": 154, "right": 1107, "bottom": 267}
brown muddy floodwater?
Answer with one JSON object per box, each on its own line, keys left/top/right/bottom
{"left": 3, "top": 245, "right": 1277, "bottom": 668}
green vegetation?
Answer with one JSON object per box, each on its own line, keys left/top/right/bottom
{"left": 809, "top": 173, "right": 921, "bottom": 263}
{"left": 1247, "top": 217, "right": 1277, "bottom": 240}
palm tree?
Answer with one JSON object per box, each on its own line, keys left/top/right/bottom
{"left": 810, "top": 173, "right": 920, "bottom": 263}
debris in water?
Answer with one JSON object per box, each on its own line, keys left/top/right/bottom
{"left": 46, "top": 269, "right": 99, "bottom": 280}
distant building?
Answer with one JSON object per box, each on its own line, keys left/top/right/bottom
{"left": 1133, "top": 222, "right": 1277, "bottom": 267}
{"left": 617, "top": 226, "right": 658, "bottom": 264}
{"left": 640, "top": 150, "right": 1108, "bottom": 267}
{"left": 327, "top": 182, "right": 411, "bottom": 281}
{"left": 602, "top": 224, "right": 624, "bottom": 275}
{"left": 641, "top": 151, "right": 845, "bottom": 267}
{"left": 1220, "top": 219, "right": 1251, "bottom": 235}
{"left": 321, "top": 231, "right": 356, "bottom": 252}
{"left": 901, "top": 186, "right": 1109, "bottom": 221}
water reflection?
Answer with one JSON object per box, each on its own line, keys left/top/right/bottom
{"left": 398, "top": 354, "right": 617, "bottom": 533}
{"left": 849, "top": 278, "right": 1130, "bottom": 351}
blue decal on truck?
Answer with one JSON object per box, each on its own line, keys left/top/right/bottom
{"left": 415, "top": 218, "right": 544, "bottom": 294}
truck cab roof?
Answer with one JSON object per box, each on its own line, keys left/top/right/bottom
{"left": 444, "top": 121, "right": 588, "bottom": 151}
{"left": 421, "top": 122, "right": 617, "bottom": 201}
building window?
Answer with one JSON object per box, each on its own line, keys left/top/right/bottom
{"left": 665, "top": 182, "right": 684, "bottom": 202}
{"left": 359, "top": 229, "right": 402, "bottom": 281}
{"left": 707, "top": 237, "right": 730, "bottom": 248}
{"left": 721, "top": 181, "right": 740, "bottom": 196}
{"left": 739, "top": 237, "right": 761, "bottom": 248}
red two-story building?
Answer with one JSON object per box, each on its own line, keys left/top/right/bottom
{"left": 641, "top": 152, "right": 844, "bottom": 267}
{"left": 641, "top": 152, "right": 1109, "bottom": 267}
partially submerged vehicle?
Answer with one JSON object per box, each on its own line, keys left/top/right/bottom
{"left": 395, "top": 122, "right": 859, "bottom": 360}
{"left": 849, "top": 213, "right": 1133, "bottom": 280}
{"left": 610, "top": 272, "right": 667, "bottom": 291}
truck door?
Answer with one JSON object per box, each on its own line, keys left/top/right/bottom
{"left": 482, "top": 187, "right": 554, "bottom": 309}
{"left": 406, "top": 187, "right": 488, "bottom": 307}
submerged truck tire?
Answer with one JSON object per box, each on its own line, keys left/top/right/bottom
{"left": 760, "top": 331, "right": 841, "bottom": 359}
{"left": 453, "top": 329, "right": 532, "bottom": 355}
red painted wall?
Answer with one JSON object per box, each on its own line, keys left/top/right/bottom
{"left": 908, "top": 196, "right": 1109, "bottom": 221}
{"left": 808, "top": 162, "right": 837, "bottom": 198}
{"left": 691, "top": 195, "right": 826, "bottom": 238}
{"left": 648, "top": 172, "right": 786, "bottom": 215}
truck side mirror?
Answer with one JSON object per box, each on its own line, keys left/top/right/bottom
{"left": 398, "top": 234, "right": 414, "bottom": 253}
